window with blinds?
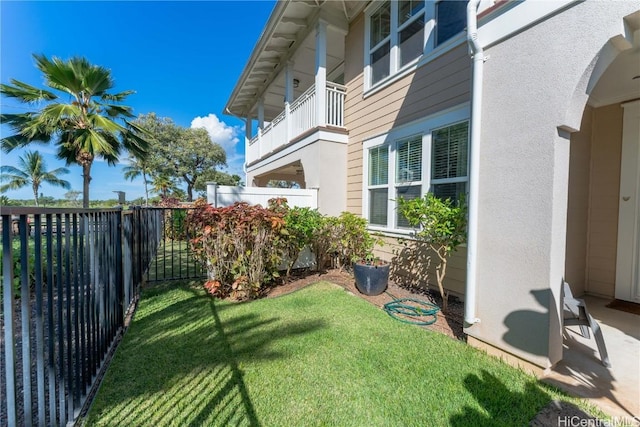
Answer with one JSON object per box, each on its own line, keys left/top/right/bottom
{"left": 369, "top": 145, "right": 389, "bottom": 226}
{"left": 431, "top": 121, "right": 469, "bottom": 200}
{"left": 396, "top": 135, "right": 422, "bottom": 228}
{"left": 364, "top": 117, "right": 468, "bottom": 230}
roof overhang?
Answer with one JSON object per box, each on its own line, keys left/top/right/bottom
{"left": 225, "top": 0, "right": 367, "bottom": 120}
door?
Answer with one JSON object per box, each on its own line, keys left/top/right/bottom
{"left": 615, "top": 100, "right": 640, "bottom": 302}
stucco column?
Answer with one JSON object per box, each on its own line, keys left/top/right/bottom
{"left": 315, "top": 20, "right": 327, "bottom": 127}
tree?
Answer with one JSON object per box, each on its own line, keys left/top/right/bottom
{"left": 134, "top": 113, "right": 226, "bottom": 201}
{"left": 397, "top": 193, "right": 467, "bottom": 312}
{"left": 0, "top": 54, "right": 149, "bottom": 207}
{"left": 0, "top": 150, "right": 71, "bottom": 206}
{"left": 123, "top": 155, "right": 151, "bottom": 205}
{"left": 64, "top": 190, "right": 82, "bottom": 207}
{"left": 193, "top": 170, "right": 242, "bottom": 194}
{"left": 150, "top": 174, "right": 179, "bottom": 198}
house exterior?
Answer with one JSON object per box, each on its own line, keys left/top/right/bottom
{"left": 225, "top": 0, "right": 640, "bottom": 377}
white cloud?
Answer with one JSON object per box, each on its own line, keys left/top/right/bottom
{"left": 191, "top": 114, "right": 241, "bottom": 152}
{"left": 191, "top": 114, "right": 245, "bottom": 180}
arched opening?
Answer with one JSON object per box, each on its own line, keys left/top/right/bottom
{"left": 565, "top": 10, "right": 640, "bottom": 302}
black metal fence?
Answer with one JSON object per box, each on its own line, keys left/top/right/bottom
{"left": 0, "top": 206, "right": 204, "bottom": 426}
{"left": 144, "top": 208, "right": 206, "bottom": 283}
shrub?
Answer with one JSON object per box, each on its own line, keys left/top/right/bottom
{"left": 278, "top": 202, "right": 323, "bottom": 278}
{"left": 397, "top": 193, "right": 467, "bottom": 312}
{"left": 311, "top": 212, "right": 381, "bottom": 271}
{"left": 187, "top": 199, "right": 285, "bottom": 300}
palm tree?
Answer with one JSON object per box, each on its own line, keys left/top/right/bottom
{"left": 0, "top": 150, "right": 71, "bottom": 205}
{"left": 151, "top": 174, "right": 178, "bottom": 198}
{"left": 0, "top": 54, "right": 149, "bottom": 207}
{"left": 123, "top": 155, "right": 151, "bottom": 205}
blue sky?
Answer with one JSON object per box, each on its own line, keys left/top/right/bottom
{"left": 0, "top": 0, "right": 276, "bottom": 202}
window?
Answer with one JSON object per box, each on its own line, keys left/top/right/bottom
{"left": 398, "top": 1, "right": 425, "bottom": 67}
{"left": 435, "top": 1, "right": 467, "bottom": 47}
{"left": 365, "top": 0, "right": 468, "bottom": 88}
{"left": 395, "top": 135, "right": 422, "bottom": 228}
{"left": 368, "top": 145, "right": 389, "bottom": 226}
{"left": 364, "top": 114, "right": 469, "bottom": 231}
{"left": 431, "top": 122, "right": 468, "bottom": 200}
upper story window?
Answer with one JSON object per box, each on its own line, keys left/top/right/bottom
{"left": 435, "top": 0, "right": 467, "bottom": 47}
{"left": 365, "top": 0, "right": 468, "bottom": 89}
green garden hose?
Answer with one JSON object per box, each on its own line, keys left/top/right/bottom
{"left": 383, "top": 291, "right": 440, "bottom": 326}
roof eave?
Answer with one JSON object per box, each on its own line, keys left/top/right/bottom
{"left": 224, "top": 0, "right": 290, "bottom": 119}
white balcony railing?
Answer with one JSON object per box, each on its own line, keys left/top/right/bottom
{"left": 247, "top": 81, "right": 346, "bottom": 165}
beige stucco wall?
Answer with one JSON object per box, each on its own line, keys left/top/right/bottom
{"left": 468, "top": 1, "right": 638, "bottom": 369}
{"left": 344, "top": 12, "right": 471, "bottom": 215}
{"left": 586, "top": 104, "right": 623, "bottom": 298}
{"left": 246, "top": 138, "right": 347, "bottom": 216}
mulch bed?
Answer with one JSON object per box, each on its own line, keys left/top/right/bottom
{"left": 263, "top": 268, "right": 466, "bottom": 341}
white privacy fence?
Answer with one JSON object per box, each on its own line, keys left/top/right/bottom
{"left": 207, "top": 184, "right": 318, "bottom": 209}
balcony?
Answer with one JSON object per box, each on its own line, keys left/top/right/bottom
{"left": 246, "top": 81, "right": 346, "bottom": 166}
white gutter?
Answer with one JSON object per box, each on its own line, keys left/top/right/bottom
{"left": 464, "top": 0, "right": 483, "bottom": 327}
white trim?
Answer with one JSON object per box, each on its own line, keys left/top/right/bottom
{"left": 362, "top": 104, "right": 470, "bottom": 232}
{"left": 363, "top": 102, "right": 470, "bottom": 144}
{"left": 477, "top": 0, "right": 581, "bottom": 49}
{"left": 588, "top": 93, "right": 640, "bottom": 109}
{"left": 246, "top": 129, "right": 347, "bottom": 173}
{"left": 363, "top": 0, "right": 468, "bottom": 94}
{"left": 615, "top": 99, "right": 640, "bottom": 302}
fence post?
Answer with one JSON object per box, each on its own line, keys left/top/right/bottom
{"left": 2, "top": 215, "right": 18, "bottom": 426}
{"left": 116, "top": 208, "right": 124, "bottom": 325}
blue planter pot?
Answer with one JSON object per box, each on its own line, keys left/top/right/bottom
{"left": 353, "top": 262, "right": 389, "bottom": 296}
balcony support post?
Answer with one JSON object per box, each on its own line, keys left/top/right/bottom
{"left": 285, "top": 61, "right": 295, "bottom": 143}
{"left": 257, "top": 98, "right": 265, "bottom": 130}
{"left": 315, "top": 20, "right": 327, "bottom": 128}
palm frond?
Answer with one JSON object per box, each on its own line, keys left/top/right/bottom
{"left": 88, "top": 114, "right": 124, "bottom": 133}
{"left": 0, "top": 80, "right": 57, "bottom": 102}
{"left": 1, "top": 134, "right": 51, "bottom": 152}
{"left": 42, "top": 171, "right": 71, "bottom": 189}
{"left": 80, "top": 64, "right": 114, "bottom": 96}
{"left": 34, "top": 54, "right": 83, "bottom": 96}
{"left": 41, "top": 103, "right": 81, "bottom": 122}
{"left": 103, "top": 104, "right": 134, "bottom": 118}
{"left": 0, "top": 165, "right": 29, "bottom": 178}
{"left": 101, "top": 90, "right": 135, "bottom": 102}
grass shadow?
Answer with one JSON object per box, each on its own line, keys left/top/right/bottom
{"left": 450, "top": 369, "right": 554, "bottom": 426}
{"left": 84, "top": 281, "right": 326, "bottom": 426}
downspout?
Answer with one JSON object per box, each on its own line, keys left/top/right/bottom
{"left": 465, "top": 0, "right": 483, "bottom": 327}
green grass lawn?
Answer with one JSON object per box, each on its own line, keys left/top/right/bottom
{"left": 147, "top": 240, "right": 205, "bottom": 282}
{"left": 85, "top": 281, "right": 594, "bottom": 426}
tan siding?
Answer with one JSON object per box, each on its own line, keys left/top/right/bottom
{"left": 371, "top": 236, "right": 467, "bottom": 297}
{"left": 344, "top": 9, "right": 471, "bottom": 216}
{"left": 586, "top": 103, "right": 623, "bottom": 298}
{"left": 341, "top": 10, "right": 471, "bottom": 290}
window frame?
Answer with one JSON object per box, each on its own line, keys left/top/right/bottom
{"left": 363, "top": 0, "right": 467, "bottom": 94}
{"left": 362, "top": 104, "right": 470, "bottom": 234}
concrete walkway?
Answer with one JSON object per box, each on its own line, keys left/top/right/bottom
{"left": 543, "top": 296, "right": 640, "bottom": 420}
